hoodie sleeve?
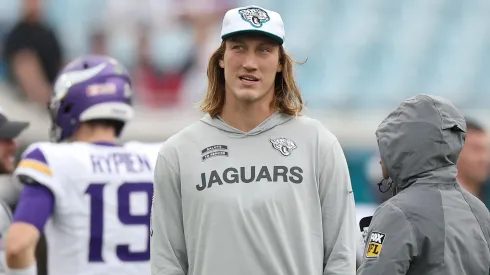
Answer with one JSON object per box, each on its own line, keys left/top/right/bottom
{"left": 357, "top": 202, "right": 418, "bottom": 275}
{"left": 320, "top": 140, "right": 357, "bottom": 275}
{"left": 150, "top": 152, "right": 188, "bottom": 275}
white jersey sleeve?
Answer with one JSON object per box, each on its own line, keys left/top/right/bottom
{"left": 14, "top": 142, "right": 62, "bottom": 194}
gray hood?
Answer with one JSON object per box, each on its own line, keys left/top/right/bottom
{"left": 200, "top": 112, "right": 294, "bottom": 138}
{"left": 376, "top": 94, "right": 466, "bottom": 194}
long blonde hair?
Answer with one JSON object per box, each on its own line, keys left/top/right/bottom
{"left": 199, "top": 41, "right": 305, "bottom": 117}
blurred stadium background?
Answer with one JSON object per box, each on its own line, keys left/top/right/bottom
{"left": 2, "top": 0, "right": 490, "bottom": 211}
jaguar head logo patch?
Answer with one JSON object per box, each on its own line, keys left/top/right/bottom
{"left": 238, "top": 7, "right": 270, "bottom": 28}
{"left": 270, "top": 138, "right": 297, "bottom": 156}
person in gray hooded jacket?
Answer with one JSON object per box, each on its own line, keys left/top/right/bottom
{"left": 357, "top": 94, "right": 490, "bottom": 275}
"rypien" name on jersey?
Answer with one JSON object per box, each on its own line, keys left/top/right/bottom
{"left": 90, "top": 153, "right": 152, "bottom": 174}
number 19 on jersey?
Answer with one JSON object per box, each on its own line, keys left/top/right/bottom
{"left": 85, "top": 182, "right": 153, "bottom": 262}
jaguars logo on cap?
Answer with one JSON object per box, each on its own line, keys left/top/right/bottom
{"left": 238, "top": 7, "right": 270, "bottom": 28}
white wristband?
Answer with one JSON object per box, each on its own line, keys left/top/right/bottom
{"left": 7, "top": 262, "right": 36, "bottom": 275}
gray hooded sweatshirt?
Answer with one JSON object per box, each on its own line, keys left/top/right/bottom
{"left": 150, "top": 112, "right": 357, "bottom": 275}
{"left": 357, "top": 94, "right": 490, "bottom": 275}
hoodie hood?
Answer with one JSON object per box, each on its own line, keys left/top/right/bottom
{"left": 200, "top": 112, "right": 294, "bottom": 138}
{"left": 376, "top": 94, "right": 466, "bottom": 194}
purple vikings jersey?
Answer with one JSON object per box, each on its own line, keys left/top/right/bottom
{"left": 13, "top": 141, "right": 162, "bottom": 275}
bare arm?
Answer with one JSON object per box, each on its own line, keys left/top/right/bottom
{"left": 11, "top": 49, "right": 52, "bottom": 105}
{"left": 5, "top": 222, "right": 39, "bottom": 269}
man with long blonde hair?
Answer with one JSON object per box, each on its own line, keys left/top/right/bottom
{"left": 150, "top": 5, "right": 357, "bottom": 275}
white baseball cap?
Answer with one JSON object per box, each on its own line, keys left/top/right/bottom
{"left": 220, "top": 5, "right": 285, "bottom": 45}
